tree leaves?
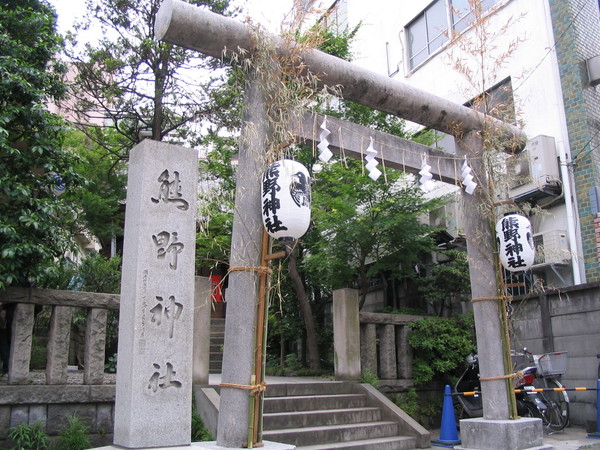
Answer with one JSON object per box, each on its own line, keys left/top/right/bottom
{"left": 0, "top": 1, "right": 82, "bottom": 288}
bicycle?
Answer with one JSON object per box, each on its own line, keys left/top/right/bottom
{"left": 513, "top": 349, "right": 570, "bottom": 431}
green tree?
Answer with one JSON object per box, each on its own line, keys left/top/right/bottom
{"left": 64, "top": 0, "right": 235, "bottom": 158}
{"left": 304, "top": 159, "right": 441, "bottom": 309}
{"left": 196, "top": 134, "right": 237, "bottom": 273}
{"left": 417, "top": 249, "right": 471, "bottom": 316}
{"left": 0, "top": 0, "right": 81, "bottom": 288}
{"left": 61, "top": 129, "right": 127, "bottom": 248}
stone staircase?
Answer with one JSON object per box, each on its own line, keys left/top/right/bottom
{"left": 209, "top": 318, "right": 225, "bottom": 373}
{"left": 195, "top": 381, "right": 430, "bottom": 449}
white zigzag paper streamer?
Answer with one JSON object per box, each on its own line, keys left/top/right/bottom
{"left": 364, "top": 137, "right": 381, "bottom": 181}
{"left": 317, "top": 118, "right": 333, "bottom": 163}
{"left": 461, "top": 158, "right": 477, "bottom": 195}
{"left": 419, "top": 157, "right": 435, "bottom": 192}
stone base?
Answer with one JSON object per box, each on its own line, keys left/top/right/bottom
{"left": 457, "top": 417, "right": 550, "bottom": 450}
{"left": 94, "top": 441, "right": 295, "bottom": 449}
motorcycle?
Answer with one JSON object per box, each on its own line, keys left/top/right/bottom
{"left": 454, "top": 352, "right": 569, "bottom": 430}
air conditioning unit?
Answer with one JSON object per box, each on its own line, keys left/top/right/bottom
{"left": 508, "top": 135, "right": 561, "bottom": 203}
{"left": 532, "top": 230, "right": 571, "bottom": 267}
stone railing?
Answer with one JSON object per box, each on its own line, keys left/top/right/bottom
{"left": 332, "top": 288, "right": 422, "bottom": 392}
{"left": 359, "top": 311, "right": 422, "bottom": 392}
{"left": 0, "top": 278, "right": 212, "bottom": 446}
{"left": 0, "top": 287, "right": 119, "bottom": 385}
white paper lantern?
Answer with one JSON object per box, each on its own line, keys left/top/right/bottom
{"left": 261, "top": 159, "right": 311, "bottom": 240}
{"left": 495, "top": 214, "right": 535, "bottom": 272}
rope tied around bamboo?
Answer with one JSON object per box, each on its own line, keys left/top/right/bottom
{"left": 220, "top": 381, "right": 268, "bottom": 395}
{"left": 228, "top": 266, "right": 273, "bottom": 276}
{"left": 480, "top": 371, "right": 524, "bottom": 382}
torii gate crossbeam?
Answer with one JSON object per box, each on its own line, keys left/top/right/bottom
{"left": 296, "top": 111, "right": 460, "bottom": 184}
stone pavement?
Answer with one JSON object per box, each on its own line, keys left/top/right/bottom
{"left": 428, "top": 426, "right": 600, "bottom": 449}
{"left": 541, "top": 428, "right": 600, "bottom": 450}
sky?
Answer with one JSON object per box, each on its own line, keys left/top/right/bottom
{"left": 48, "top": 0, "right": 299, "bottom": 37}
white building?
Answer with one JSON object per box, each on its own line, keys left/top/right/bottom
{"left": 329, "top": 0, "right": 600, "bottom": 292}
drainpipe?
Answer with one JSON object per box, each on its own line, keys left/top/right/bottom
{"left": 558, "top": 140, "right": 583, "bottom": 285}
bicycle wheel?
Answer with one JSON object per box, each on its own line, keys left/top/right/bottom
{"left": 533, "top": 377, "right": 569, "bottom": 431}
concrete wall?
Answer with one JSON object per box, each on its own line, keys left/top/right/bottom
{"left": 510, "top": 282, "right": 600, "bottom": 427}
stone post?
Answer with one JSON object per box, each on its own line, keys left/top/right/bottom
{"left": 360, "top": 323, "right": 377, "bottom": 376}
{"left": 8, "top": 303, "right": 34, "bottom": 384}
{"left": 378, "top": 324, "right": 397, "bottom": 380}
{"left": 333, "top": 288, "right": 361, "bottom": 381}
{"left": 46, "top": 306, "right": 73, "bottom": 384}
{"left": 113, "top": 140, "right": 197, "bottom": 448}
{"left": 193, "top": 276, "right": 212, "bottom": 385}
{"left": 396, "top": 326, "right": 412, "bottom": 380}
{"left": 84, "top": 308, "right": 108, "bottom": 385}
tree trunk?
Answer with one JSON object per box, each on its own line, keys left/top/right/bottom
{"left": 152, "top": 46, "right": 171, "bottom": 141}
{"left": 358, "top": 260, "right": 369, "bottom": 310}
{"left": 285, "top": 244, "right": 320, "bottom": 371}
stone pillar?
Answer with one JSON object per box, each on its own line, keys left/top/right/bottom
{"left": 8, "top": 303, "right": 34, "bottom": 384}
{"left": 379, "top": 324, "right": 396, "bottom": 380}
{"left": 457, "top": 132, "right": 510, "bottom": 419}
{"left": 46, "top": 306, "right": 73, "bottom": 384}
{"left": 84, "top": 308, "right": 108, "bottom": 385}
{"left": 193, "top": 276, "right": 212, "bottom": 385}
{"left": 113, "top": 140, "right": 197, "bottom": 448}
{"left": 360, "top": 323, "right": 377, "bottom": 376}
{"left": 396, "top": 326, "right": 412, "bottom": 380}
{"left": 458, "top": 132, "right": 544, "bottom": 448}
{"left": 216, "top": 68, "right": 268, "bottom": 448}
{"left": 333, "top": 288, "right": 361, "bottom": 381}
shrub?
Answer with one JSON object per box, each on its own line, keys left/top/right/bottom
{"left": 52, "top": 416, "right": 91, "bottom": 450}
{"left": 191, "top": 397, "right": 211, "bottom": 441}
{"left": 390, "top": 388, "right": 441, "bottom": 429}
{"left": 408, "top": 313, "right": 476, "bottom": 385}
{"left": 360, "top": 370, "right": 379, "bottom": 387}
{"left": 8, "top": 423, "right": 48, "bottom": 450}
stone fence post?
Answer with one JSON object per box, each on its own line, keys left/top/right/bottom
{"left": 193, "top": 276, "right": 212, "bottom": 385}
{"left": 333, "top": 288, "right": 361, "bottom": 381}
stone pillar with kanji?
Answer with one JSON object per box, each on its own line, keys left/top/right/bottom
{"left": 113, "top": 140, "right": 197, "bottom": 448}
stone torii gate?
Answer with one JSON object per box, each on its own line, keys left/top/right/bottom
{"left": 155, "top": 1, "right": 543, "bottom": 449}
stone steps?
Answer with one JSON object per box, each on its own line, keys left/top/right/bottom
{"left": 259, "top": 382, "right": 421, "bottom": 449}
{"left": 296, "top": 435, "right": 417, "bottom": 450}
{"left": 209, "top": 319, "right": 224, "bottom": 373}
{"left": 263, "top": 407, "right": 382, "bottom": 429}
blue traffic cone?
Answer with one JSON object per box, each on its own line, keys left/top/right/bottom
{"left": 431, "top": 384, "right": 461, "bottom": 447}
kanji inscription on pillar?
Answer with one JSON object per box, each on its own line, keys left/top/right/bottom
{"left": 114, "top": 140, "right": 197, "bottom": 448}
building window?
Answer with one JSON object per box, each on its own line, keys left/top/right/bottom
{"left": 406, "top": 0, "right": 499, "bottom": 70}
{"left": 465, "top": 77, "right": 515, "bottom": 123}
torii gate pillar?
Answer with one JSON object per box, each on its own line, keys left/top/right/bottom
{"left": 156, "top": 1, "right": 543, "bottom": 449}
